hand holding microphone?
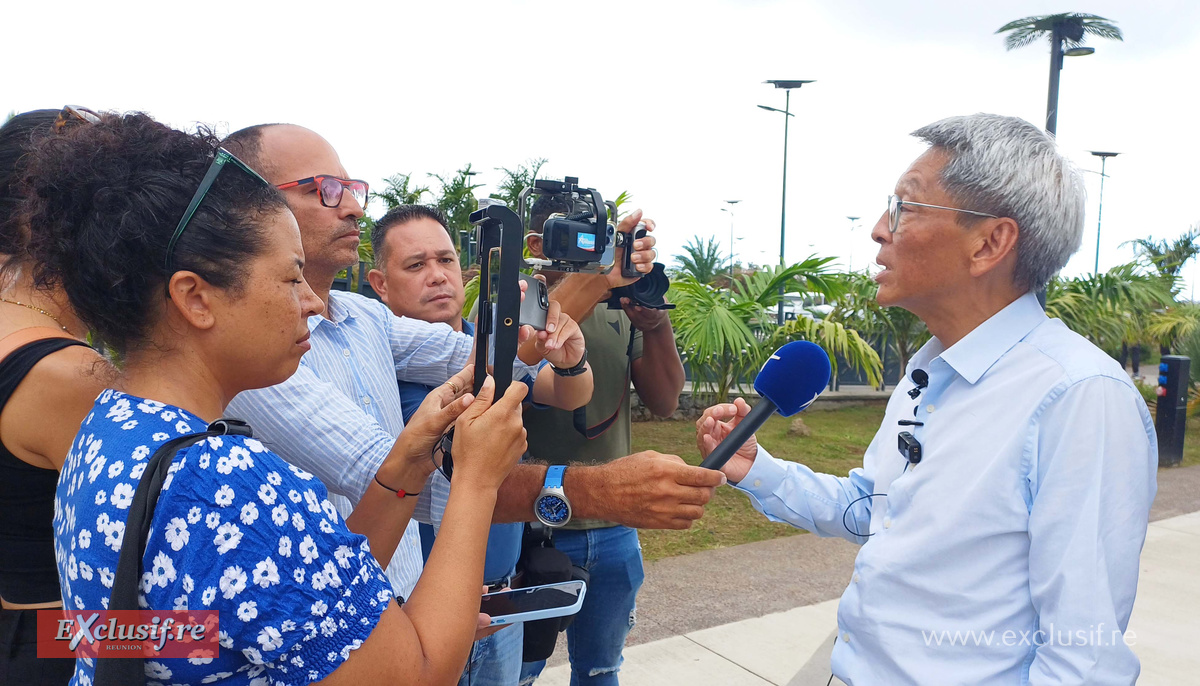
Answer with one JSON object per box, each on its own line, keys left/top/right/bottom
{"left": 696, "top": 341, "right": 832, "bottom": 482}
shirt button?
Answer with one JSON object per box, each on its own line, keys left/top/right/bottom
{"left": 842, "top": 632, "right": 850, "bottom": 643}
{"left": 853, "top": 573, "right": 860, "bottom": 584}
{"left": 343, "top": 349, "right": 351, "bottom": 358}
{"left": 926, "top": 405, "right": 936, "bottom": 413}
{"left": 753, "top": 479, "right": 762, "bottom": 488}
{"left": 883, "top": 518, "right": 892, "bottom": 529}
{"left": 363, "top": 397, "right": 371, "bottom": 405}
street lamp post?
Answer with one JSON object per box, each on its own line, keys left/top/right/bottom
{"left": 846, "top": 216, "right": 861, "bottom": 272}
{"left": 760, "top": 79, "right": 814, "bottom": 325}
{"left": 721, "top": 200, "right": 741, "bottom": 275}
{"left": 1046, "top": 41, "right": 1095, "bottom": 135}
{"left": 1089, "top": 151, "right": 1119, "bottom": 274}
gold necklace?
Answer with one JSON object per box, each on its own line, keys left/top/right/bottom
{"left": 0, "top": 297, "right": 69, "bottom": 332}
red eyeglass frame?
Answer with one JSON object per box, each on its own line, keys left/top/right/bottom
{"left": 276, "top": 175, "right": 369, "bottom": 208}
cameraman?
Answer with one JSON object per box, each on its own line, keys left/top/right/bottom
{"left": 518, "top": 196, "right": 687, "bottom": 685}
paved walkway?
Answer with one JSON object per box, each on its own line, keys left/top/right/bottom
{"left": 537, "top": 464, "right": 1200, "bottom": 685}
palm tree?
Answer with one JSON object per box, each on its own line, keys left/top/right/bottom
{"left": 996, "top": 13, "right": 1123, "bottom": 134}
{"left": 1125, "top": 225, "right": 1200, "bottom": 283}
{"left": 671, "top": 236, "right": 727, "bottom": 285}
{"left": 669, "top": 258, "right": 881, "bottom": 403}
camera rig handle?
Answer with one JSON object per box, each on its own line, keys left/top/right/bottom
{"left": 467, "top": 203, "right": 526, "bottom": 396}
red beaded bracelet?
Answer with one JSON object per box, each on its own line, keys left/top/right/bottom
{"left": 374, "top": 474, "right": 417, "bottom": 498}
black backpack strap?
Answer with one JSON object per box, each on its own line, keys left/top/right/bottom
{"left": 95, "top": 419, "right": 252, "bottom": 686}
{"left": 572, "top": 327, "right": 636, "bottom": 439}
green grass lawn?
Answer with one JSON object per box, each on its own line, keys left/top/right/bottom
{"left": 631, "top": 401, "right": 1200, "bottom": 562}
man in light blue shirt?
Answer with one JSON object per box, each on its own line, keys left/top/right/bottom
{"left": 698, "top": 114, "right": 1157, "bottom": 685}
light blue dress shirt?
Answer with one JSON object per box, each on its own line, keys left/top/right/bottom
{"left": 228, "top": 291, "right": 536, "bottom": 599}
{"left": 736, "top": 292, "right": 1157, "bottom": 685}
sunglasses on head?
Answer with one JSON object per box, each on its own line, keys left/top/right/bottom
{"left": 54, "top": 105, "right": 101, "bottom": 132}
{"left": 165, "top": 148, "right": 269, "bottom": 272}
{"left": 276, "top": 175, "right": 368, "bottom": 209}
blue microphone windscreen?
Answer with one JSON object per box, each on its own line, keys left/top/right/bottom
{"left": 752, "top": 341, "right": 832, "bottom": 416}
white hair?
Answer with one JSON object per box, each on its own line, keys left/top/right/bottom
{"left": 912, "top": 114, "right": 1086, "bottom": 291}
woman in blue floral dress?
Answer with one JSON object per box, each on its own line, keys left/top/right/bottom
{"left": 27, "top": 113, "right": 530, "bottom": 685}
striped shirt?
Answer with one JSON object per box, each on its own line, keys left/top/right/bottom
{"left": 227, "top": 290, "right": 530, "bottom": 598}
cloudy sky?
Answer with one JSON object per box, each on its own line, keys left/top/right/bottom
{"left": 5, "top": 0, "right": 1199, "bottom": 292}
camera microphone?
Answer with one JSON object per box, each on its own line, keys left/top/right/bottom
{"left": 699, "top": 341, "right": 832, "bottom": 471}
{"left": 907, "top": 369, "right": 929, "bottom": 399}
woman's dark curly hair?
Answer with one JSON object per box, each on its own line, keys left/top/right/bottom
{"left": 22, "top": 112, "right": 288, "bottom": 356}
{"left": 0, "top": 109, "right": 59, "bottom": 261}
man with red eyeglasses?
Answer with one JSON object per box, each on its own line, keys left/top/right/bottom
{"left": 219, "top": 124, "right": 724, "bottom": 610}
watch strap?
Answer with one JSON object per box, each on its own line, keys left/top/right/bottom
{"left": 544, "top": 464, "right": 567, "bottom": 490}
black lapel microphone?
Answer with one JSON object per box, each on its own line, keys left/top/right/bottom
{"left": 907, "top": 369, "right": 929, "bottom": 399}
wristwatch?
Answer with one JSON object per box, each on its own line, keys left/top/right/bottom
{"left": 534, "top": 465, "right": 572, "bottom": 527}
{"left": 550, "top": 348, "right": 588, "bottom": 377}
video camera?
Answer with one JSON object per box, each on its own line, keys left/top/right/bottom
{"left": 519, "top": 176, "right": 673, "bottom": 311}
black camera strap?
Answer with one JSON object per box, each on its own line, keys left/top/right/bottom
{"left": 94, "top": 418, "right": 253, "bottom": 686}
{"left": 572, "top": 327, "right": 636, "bottom": 439}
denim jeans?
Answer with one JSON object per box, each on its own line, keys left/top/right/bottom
{"left": 460, "top": 620, "right": 523, "bottom": 686}
{"left": 520, "top": 526, "right": 644, "bottom": 685}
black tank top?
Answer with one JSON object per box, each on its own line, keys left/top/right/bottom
{"left": 0, "top": 337, "right": 88, "bottom": 604}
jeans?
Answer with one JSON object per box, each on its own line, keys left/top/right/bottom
{"left": 460, "top": 620, "right": 523, "bottom": 686}
{"left": 520, "top": 526, "right": 644, "bottom": 686}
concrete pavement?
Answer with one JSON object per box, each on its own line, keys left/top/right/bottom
{"left": 536, "top": 465, "right": 1200, "bottom": 685}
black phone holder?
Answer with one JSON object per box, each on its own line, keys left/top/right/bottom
{"left": 437, "top": 203, "right": 527, "bottom": 481}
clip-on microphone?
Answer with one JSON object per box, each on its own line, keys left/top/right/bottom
{"left": 699, "top": 341, "right": 832, "bottom": 471}
{"left": 907, "top": 369, "right": 929, "bottom": 399}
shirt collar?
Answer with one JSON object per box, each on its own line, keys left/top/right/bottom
{"left": 929, "top": 291, "right": 1046, "bottom": 385}
{"left": 310, "top": 290, "right": 357, "bottom": 330}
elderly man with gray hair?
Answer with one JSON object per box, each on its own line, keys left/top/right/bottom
{"left": 697, "top": 114, "right": 1156, "bottom": 685}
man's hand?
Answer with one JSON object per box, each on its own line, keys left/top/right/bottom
{"left": 534, "top": 297, "right": 586, "bottom": 370}
{"left": 619, "top": 296, "right": 670, "bottom": 332}
{"left": 570, "top": 451, "right": 725, "bottom": 529}
{"left": 696, "top": 398, "right": 758, "bottom": 483}
{"left": 604, "top": 209, "right": 657, "bottom": 291}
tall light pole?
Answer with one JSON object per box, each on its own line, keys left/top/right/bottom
{"left": 1089, "top": 151, "right": 1119, "bottom": 274}
{"left": 760, "top": 79, "right": 814, "bottom": 325}
{"left": 846, "top": 216, "right": 861, "bottom": 272}
{"left": 1046, "top": 43, "right": 1095, "bottom": 135}
{"left": 721, "top": 200, "right": 741, "bottom": 275}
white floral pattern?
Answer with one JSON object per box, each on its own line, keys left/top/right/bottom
{"left": 54, "top": 391, "right": 393, "bottom": 685}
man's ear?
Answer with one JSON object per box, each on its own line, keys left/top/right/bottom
{"left": 166, "top": 271, "right": 217, "bottom": 331}
{"left": 526, "top": 234, "right": 544, "bottom": 260}
{"left": 968, "top": 217, "right": 1020, "bottom": 279}
{"left": 366, "top": 268, "right": 389, "bottom": 305}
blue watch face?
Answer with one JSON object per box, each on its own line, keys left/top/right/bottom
{"left": 536, "top": 495, "right": 570, "bottom": 524}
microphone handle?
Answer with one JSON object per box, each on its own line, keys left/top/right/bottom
{"left": 699, "top": 398, "right": 778, "bottom": 470}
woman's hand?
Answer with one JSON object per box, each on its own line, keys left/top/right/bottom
{"left": 376, "top": 365, "right": 477, "bottom": 493}
{"left": 450, "top": 374, "right": 528, "bottom": 492}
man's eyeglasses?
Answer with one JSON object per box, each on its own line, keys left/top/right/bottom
{"left": 54, "top": 105, "right": 101, "bottom": 132}
{"left": 887, "top": 194, "right": 997, "bottom": 234}
{"left": 276, "top": 176, "right": 368, "bottom": 209}
{"left": 165, "top": 148, "right": 269, "bottom": 271}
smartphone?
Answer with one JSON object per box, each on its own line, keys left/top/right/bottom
{"left": 479, "top": 580, "right": 586, "bottom": 626}
{"left": 519, "top": 273, "right": 549, "bottom": 331}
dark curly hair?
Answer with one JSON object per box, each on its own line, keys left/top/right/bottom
{"left": 0, "top": 110, "right": 59, "bottom": 261}
{"left": 22, "top": 112, "right": 289, "bottom": 356}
